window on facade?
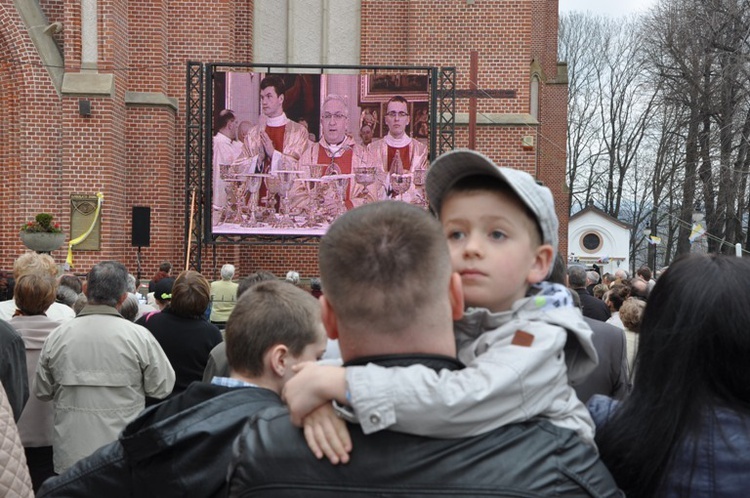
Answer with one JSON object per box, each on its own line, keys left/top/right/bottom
{"left": 581, "top": 232, "right": 602, "bottom": 253}
{"left": 530, "top": 75, "right": 540, "bottom": 120}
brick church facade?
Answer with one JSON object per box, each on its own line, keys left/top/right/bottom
{"left": 0, "top": 0, "right": 568, "bottom": 279}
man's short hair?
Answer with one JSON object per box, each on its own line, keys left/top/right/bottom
{"left": 220, "top": 264, "right": 235, "bottom": 281}
{"left": 285, "top": 271, "right": 300, "bottom": 286}
{"left": 237, "top": 271, "right": 277, "bottom": 299}
{"left": 126, "top": 273, "right": 137, "bottom": 294}
{"left": 593, "top": 283, "right": 609, "bottom": 299}
{"left": 216, "top": 109, "right": 235, "bottom": 132}
{"left": 170, "top": 270, "right": 211, "bottom": 319}
{"left": 87, "top": 261, "right": 128, "bottom": 307}
{"left": 59, "top": 274, "right": 83, "bottom": 294}
{"left": 310, "top": 277, "right": 322, "bottom": 292}
{"left": 387, "top": 95, "right": 409, "bottom": 107}
{"left": 260, "top": 75, "right": 285, "bottom": 97}
{"left": 567, "top": 265, "right": 588, "bottom": 288}
{"left": 586, "top": 271, "right": 600, "bottom": 285}
{"left": 225, "top": 280, "right": 321, "bottom": 377}
{"left": 120, "top": 294, "right": 140, "bottom": 322}
{"left": 13, "top": 252, "right": 57, "bottom": 280}
{"left": 159, "top": 261, "right": 172, "bottom": 274}
{"left": 73, "top": 293, "right": 87, "bottom": 315}
{"left": 322, "top": 94, "right": 349, "bottom": 116}
{"left": 636, "top": 266, "right": 652, "bottom": 281}
{"left": 14, "top": 274, "right": 57, "bottom": 315}
{"left": 319, "top": 201, "right": 451, "bottom": 335}
{"left": 630, "top": 277, "right": 649, "bottom": 299}
{"left": 56, "top": 285, "right": 78, "bottom": 308}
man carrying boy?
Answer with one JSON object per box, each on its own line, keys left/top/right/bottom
{"left": 37, "top": 280, "right": 327, "bottom": 497}
{"left": 228, "top": 200, "right": 620, "bottom": 496}
{"left": 284, "top": 149, "right": 598, "bottom": 445}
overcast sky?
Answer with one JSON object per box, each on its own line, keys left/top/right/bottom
{"left": 559, "top": 0, "right": 656, "bottom": 17}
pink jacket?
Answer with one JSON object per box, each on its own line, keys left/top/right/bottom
{"left": 0, "top": 383, "right": 33, "bottom": 497}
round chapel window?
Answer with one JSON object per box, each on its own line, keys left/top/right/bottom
{"left": 581, "top": 232, "right": 602, "bottom": 253}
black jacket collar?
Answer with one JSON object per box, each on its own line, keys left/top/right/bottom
{"left": 345, "top": 353, "right": 464, "bottom": 372}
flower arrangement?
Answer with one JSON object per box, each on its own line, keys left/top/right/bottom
{"left": 21, "top": 213, "right": 63, "bottom": 234}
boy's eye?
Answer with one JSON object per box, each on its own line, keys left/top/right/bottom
{"left": 446, "top": 230, "right": 465, "bottom": 241}
{"left": 489, "top": 230, "right": 506, "bottom": 240}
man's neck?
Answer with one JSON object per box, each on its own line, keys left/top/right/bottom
{"left": 339, "top": 325, "right": 456, "bottom": 360}
{"left": 385, "top": 133, "right": 412, "bottom": 148}
{"left": 230, "top": 372, "right": 280, "bottom": 394}
{"left": 265, "top": 113, "right": 286, "bottom": 127}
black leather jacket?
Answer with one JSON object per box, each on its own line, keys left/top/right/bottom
{"left": 228, "top": 354, "right": 624, "bottom": 497}
{"left": 37, "top": 382, "right": 283, "bottom": 498}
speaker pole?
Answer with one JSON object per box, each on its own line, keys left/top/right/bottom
{"left": 136, "top": 245, "right": 142, "bottom": 283}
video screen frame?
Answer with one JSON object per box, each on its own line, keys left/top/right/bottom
{"left": 202, "top": 63, "right": 440, "bottom": 242}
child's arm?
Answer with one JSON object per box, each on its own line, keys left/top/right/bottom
{"left": 301, "top": 403, "right": 352, "bottom": 465}
{"left": 346, "top": 320, "right": 586, "bottom": 438}
{"left": 284, "top": 316, "right": 595, "bottom": 442}
{"left": 283, "top": 363, "right": 348, "bottom": 426}
{"left": 282, "top": 364, "right": 352, "bottom": 464}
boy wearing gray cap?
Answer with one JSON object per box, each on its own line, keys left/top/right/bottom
{"left": 285, "top": 149, "right": 598, "bottom": 457}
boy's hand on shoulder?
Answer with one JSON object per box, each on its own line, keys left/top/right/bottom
{"left": 283, "top": 363, "right": 347, "bottom": 426}
{"left": 303, "top": 403, "right": 353, "bottom": 465}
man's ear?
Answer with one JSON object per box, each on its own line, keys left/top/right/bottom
{"left": 267, "top": 344, "right": 290, "bottom": 377}
{"left": 116, "top": 292, "right": 128, "bottom": 308}
{"left": 449, "top": 272, "right": 464, "bottom": 320}
{"left": 528, "top": 244, "right": 555, "bottom": 284}
{"left": 319, "top": 295, "right": 338, "bottom": 340}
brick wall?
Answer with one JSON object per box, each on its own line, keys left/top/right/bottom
{"left": 0, "top": 0, "right": 567, "bottom": 279}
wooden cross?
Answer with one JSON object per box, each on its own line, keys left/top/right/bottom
{"left": 461, "top": 51, "right": 517, "bottom": 149}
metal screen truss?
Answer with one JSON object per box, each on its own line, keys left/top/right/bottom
{"left": 437, "top": 67, "right": 456, "bottom": 155}
{"left": 184, "top": 61, "right": 205, "bottom": 271}
{"left": 184, "top": 63, "right": 457, "bottom": 270}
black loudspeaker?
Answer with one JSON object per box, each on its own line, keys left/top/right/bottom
{"left": 78, "top": 99, "right": 91, "bottom": 117}
{"left": 131, "top": 207, "right": 151, "bottom": 247}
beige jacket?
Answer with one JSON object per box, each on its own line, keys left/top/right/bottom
{"left": 0, "top": 383, "right": 33, "bottom": 498}
{"left": 35, "top": 304, "right": 175, "bottom": 473}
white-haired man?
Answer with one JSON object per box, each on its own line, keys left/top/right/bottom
{"left": 210, "top": 264, "right": 238, "bottom": 329}
{"left": 300, "top": 94, "right": 375, "bottom": 211}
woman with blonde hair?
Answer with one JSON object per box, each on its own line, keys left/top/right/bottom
{"left": 618, "top": 298, "right": 645, "bottom": 376}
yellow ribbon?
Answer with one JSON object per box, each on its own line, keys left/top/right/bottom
{"left": 66, "top": 192, "right": 104, "bottom": 268}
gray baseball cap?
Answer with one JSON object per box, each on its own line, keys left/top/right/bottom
{"left": 426, "top": 149, "right": 559, "bottom": 252}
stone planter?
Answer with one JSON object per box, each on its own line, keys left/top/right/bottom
{"left": 20, "top": 232, "right": 66, "bottom": 253}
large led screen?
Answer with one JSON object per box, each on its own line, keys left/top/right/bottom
{"left": 209, "top": 71, "right": 432, "bottom": 237}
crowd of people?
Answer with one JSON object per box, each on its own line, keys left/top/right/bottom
{"left": 1, "top": 148, "right": 749, "bottom": 497}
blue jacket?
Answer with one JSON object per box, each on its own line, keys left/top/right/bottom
{"left": 589, "top": 395, "right": 750, "bottom": 497}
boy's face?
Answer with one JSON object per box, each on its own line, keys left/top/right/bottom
{"left": 441, "top": 189, "right": 552, "bottom": 313}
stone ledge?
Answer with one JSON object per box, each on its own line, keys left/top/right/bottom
{"left": 125, "top": 92, "right": 179, "bottom": 111}
{"left": 61, "top": 73, "right": 114, "bottom": 97}
{"left": 445, "top": 113, "right": 539, "bottom": 126}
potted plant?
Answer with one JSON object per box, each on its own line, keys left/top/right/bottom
{"left": 20, "top": 213, "right": 66, "bottom": 253}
